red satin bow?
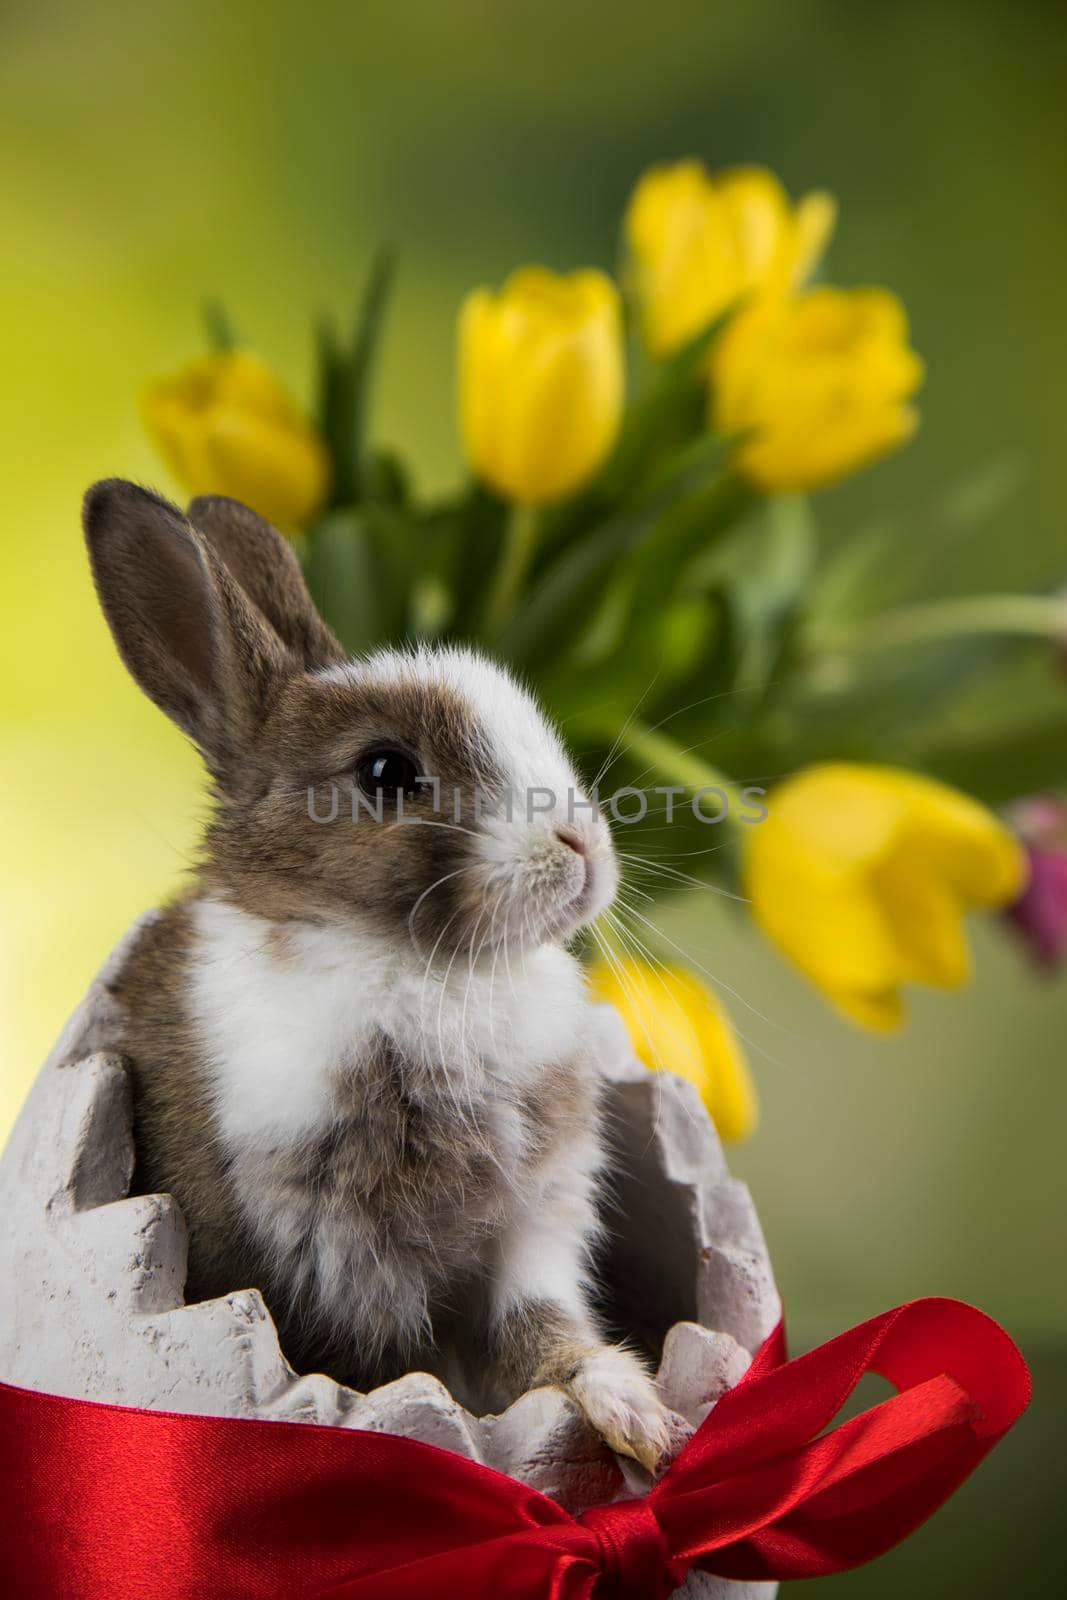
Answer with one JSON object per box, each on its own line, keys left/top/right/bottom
{"left": 0, "top": 1298, "right": 1029, "bottom": 1600}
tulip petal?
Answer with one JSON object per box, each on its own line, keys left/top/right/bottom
{"left": 588, "top": 959, "right": 756, "bottom": 1141}
{"left": 201, "top": 411, "right": 330, "bottom": 530}
{"left": 717, "top": 166, "right": 791, "bottom": 283}
{"left": 844, "top": 767, "right": 1026, "bottom": 905}
{"left": 626, "top": 161, "right": 740, "bottom": 356}
{"left": 872, "top": 856, "right": 971, "bottom": 989}
{"left": 626, "top": 160, "right": 837, "bottom": 359}
{"left": 457, "top": 268, "right": 623, "bottom": 504}
{"left": 734, "top": 403, "right": 920, "bottom": 492}
{"left": 744, "top": 762, "right": 1021, "bottom": 1031}
{"left": 748, "top": 859, "right": 905, "bottom": 999}
{"left": 829, "top": 985, "right": 905, "bottom": 1032}
{"left": 895, "top": 778, "right": 1028, "bottom": 908}
{"left": 710, "top": 286, "right": 923, "bottom": 492}
{"left": 790, "top": 190, "right": 838, "bottom": 288}
{"left": 140, "top": 351, "right": 329, "bottom": 529}
{"left": 671, "top": 968, "right": 758, "bottom": 1140}
{"left": 458, "top": 289, "right": 500, "bottom": 488}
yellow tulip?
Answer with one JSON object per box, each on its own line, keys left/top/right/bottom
{"left": 743, "top": 765, "right": 1027, "bottom": 1031}
{"left": 589, "top": 958, "right": 758, "bottom": 1141}
{"left": 141, "top": 351, "right": 331, "bottom": 530}
{"left": 710, "top": 287, "right": 924, "bottom": 491}
{"left": 626, "top": 160, "right": 836, "bottom": 358}
{"left": 458, "top": 267, "right": 624, "bottom": 504}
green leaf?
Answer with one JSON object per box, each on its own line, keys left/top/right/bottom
{"left": 571, "top": 569, "right": 638, "bottom": 666}
{"left": 499, "top": 449, "right": 730, "bottom": 672}
{"left": 551, "top": 594, "right": 719, "bottom": 736}
{"left": 500, "top": 508, "right": 654, "bottom": 670}
{"left": 362, "top": 504, "right": 418, "bottom": 639}
{"left": 315, "top": 248, "right": 396, "bottom": 507}
{"left": 919, "top": 714, "right": 1067, "bottom": 804}
{"left": 614, "top": 454, "right": 751, "bottom": 622}
{"left": 347, "top": 248, "right": 395, "bottom": 498}
{"left": 634, "top": 590, "right": 741, "bottom": 733}
{"left": 677, "top": 494, "right": 817, "bottom": 718}
{"left": 202, "top": 298, "right": 238, "bottom": 352}
{"left": 302, "top": 505, "right": 412, "bottom": 653}
{"left": 595, "top": 365, "right": 707, "bottom": 503}
{"left": 805, "top": 454, "right": 1029, "bottom": 644}
{"left": 743, "top": 631, "right": 1050, "bottom": 788}
{"left": 803, "top": 517, "right": 903, "bottom": 639}
{"left": 316, "top": 316, "right": 353, "bottom": 500}
{"left": 529, "top": 309, "right": 734, "bottom": 573}
{"left": 361, "top": 447, "right": 409, "bottom": 508}
{"left": 303, "top": 511, "right": 371, "bottom": 650}
{"left": 787, "top": 596, "right": 1064, "bottom": 766}
{"left": 437, "top": 484, "right": 509, "bottom": 638}
{"left": 385, "top": 501, "right": 456, "bottom": 637}
{"left": 598, "top": 307, "right": 735, "bottom": 497}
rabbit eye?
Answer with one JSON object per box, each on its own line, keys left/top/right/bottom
{"left": 356, "top": 748, "right": 422, "bottom": 801}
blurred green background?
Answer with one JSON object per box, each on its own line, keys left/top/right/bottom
{"left": 2, "top": 1, "right": 1064, "bottom": 1591}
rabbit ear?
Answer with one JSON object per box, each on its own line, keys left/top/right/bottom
{"left": 186, "top": 494, "right": 344, "bottom": 671}
{"left": 84, "top": 480, "right": 291, "bottom": 777}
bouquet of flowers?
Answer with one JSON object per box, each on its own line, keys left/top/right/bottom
{"left": 139, "top": 160, "right": 1067, "bottom": 1139}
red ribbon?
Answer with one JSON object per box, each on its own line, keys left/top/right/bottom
{"left": 0, "top": 1298, "right": 1029, "bottom": 1599}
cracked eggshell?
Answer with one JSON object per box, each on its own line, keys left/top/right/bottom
{"left": 0, "top": 925, "right": 779, "bottom": 1600}
{"left": 656, "top": 1323, "right": 753, "bottom": 1429}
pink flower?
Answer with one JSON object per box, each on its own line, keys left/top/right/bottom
{"left": 1006, "top": 846, "right": 1067, "bottom": 969}
{"left": 1004, "top": 797, "right": 1067, "bottom": 969}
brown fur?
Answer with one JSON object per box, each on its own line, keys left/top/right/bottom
{"left": 114, "top": 898, "right": 603, "bottom": 1399}
{"left": 82, "top": 481, "right": 645, "bottom": 1428}
{"left": 185, "top": 495, "right": 346, "bottom": 672}
{"left": 197, "top": 667, "right": 506, "bottom": 948}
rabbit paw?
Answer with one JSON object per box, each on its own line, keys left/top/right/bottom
{"left": 568, "top": 1347, "right": 684, "bottom": 1475}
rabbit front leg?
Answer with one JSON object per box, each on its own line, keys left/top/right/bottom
{"left": 484, "top": 1169, "right": 678, "bottom": 1474}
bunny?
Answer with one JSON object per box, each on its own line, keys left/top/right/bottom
{"left": 82, "top": 479, "right": 678, "bottom": 1472}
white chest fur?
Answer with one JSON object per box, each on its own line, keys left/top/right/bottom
{"left": 188, "top": 898, "right": 590, "bottom": 1156}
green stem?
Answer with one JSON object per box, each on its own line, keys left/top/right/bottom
{"left": 820, "top": 594, "right": 1067, "bottom": 655}
{"left": 484, "top": 503, "right": 540, "bottom": 637}
{"left": 615, "top": 719, "right": 744, "bottom": 822}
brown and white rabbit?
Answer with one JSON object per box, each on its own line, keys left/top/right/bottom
{"left": 83, "top": 478, "right": 677, "bottom": 1471}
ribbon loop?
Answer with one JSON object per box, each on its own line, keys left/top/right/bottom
{"left": 0, "top": 1298, "right": 1031, "bottom": 1599}
{"left": 579, "top": 1499, "right": 682, "bottom": 1600}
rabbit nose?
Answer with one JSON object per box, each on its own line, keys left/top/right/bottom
{"left": 554, "top": 824, "right": 588, "bottom": 856}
